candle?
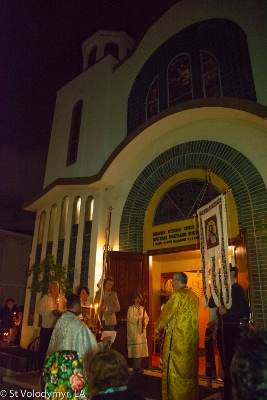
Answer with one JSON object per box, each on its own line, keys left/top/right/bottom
{"left": 94, "top": 303, "right": 98, "bottom": 325}
{"left": 56, "top": 297, "right": 60, "bottom": 310}
{"left": 231, "top": 255, "right": 235, "bottom": 268}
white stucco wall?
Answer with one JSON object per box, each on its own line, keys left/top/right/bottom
{"left": 22, "top": 0, "right": 267, "bottom": 347}
{"left": 103, "top": 108, "right": 267, "bottom": 246}
{"left": 43, "top": 0, "right": 267, "bottom": 188}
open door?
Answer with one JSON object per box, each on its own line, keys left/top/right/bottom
{"left": 106, "top": 251, "right": 152, "bottom": 368}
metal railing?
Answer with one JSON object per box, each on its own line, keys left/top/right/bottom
{"left": 26, "top": 336, "right": 40, "bottom": 371}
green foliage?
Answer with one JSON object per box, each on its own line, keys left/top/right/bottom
{"left": 27, "top": 254, "right": 74, "bottom": 294}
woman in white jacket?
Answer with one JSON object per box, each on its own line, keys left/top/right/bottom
{"left": 127, "top": 293, "right": 149, "bottom": 374}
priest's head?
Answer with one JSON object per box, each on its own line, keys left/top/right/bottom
{"left": 67, "top": 293, "right": 81, "bottom": 315}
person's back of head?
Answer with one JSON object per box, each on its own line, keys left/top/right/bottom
{"left": 87, "top": 350, "right": 129, "bottom": 396}
{"left": 66, "top": 293, "right": 80, "bottom": 310}
{"left": 173, "top": 272, "right": 188, "bottom": 284}
{"left": 230, "top": 329, "right": 267, "bottom": 400}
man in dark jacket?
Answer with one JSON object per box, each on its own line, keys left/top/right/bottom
{"left": 211, "top": 265, "right": 250, "bottom": 399}
{"left": 0, "top": 299, "right": 16, "bottom": 340}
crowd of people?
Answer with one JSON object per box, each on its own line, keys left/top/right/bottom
{"left": 37, "top": 272, "right": 200, "bottom": 399}
{"left": 38, "top": 276, "right": 150, "bottom": 399}
{"left": 3, "top": 269, "right": 266, "bottom": 400}
{"left": 0, "top": 298, "right": 23, "bottom": 345}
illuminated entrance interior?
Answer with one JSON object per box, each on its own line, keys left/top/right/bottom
{"left": 151, "top": 249, "right": 208, "bottom": 347}
{"left": 149, "top": 236, "right": 249, "bottom": 375}
{"left": 143, "top": 169, "right": 246, "bottom": 375}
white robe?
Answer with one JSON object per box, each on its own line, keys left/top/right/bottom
{"left": 127, "top": 305, "right": 149, "bottom": 358}
{"left": 47, "top": 311, "right": 100, "bottom": 367}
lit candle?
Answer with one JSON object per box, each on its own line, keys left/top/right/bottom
{"left": 94, "top": 303, "right": 98, "bottom": 325}
{"left": 56, "top": 297, "right": 60, "bottom": 310}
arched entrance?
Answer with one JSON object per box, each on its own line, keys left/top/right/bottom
{"left": 120, "top": 140, "right": 267, "bottom": 328}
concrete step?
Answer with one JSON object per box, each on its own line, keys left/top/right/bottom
{"left": 2, "top": 371, "right": 41, "bottom": 400}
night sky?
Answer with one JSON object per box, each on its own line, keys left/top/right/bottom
{"left": 1, "top": 0, "right": 178, "bottom": 233}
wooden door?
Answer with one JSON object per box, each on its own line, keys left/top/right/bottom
{"left": 106, "top": 251, "right": 152, "bottom": 368}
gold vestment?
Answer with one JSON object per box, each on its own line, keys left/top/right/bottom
{"left": 155, "top": 288, "right": 199, "bottom": 400}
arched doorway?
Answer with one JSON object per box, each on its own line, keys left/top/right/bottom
{"left": 120, "top": 140, "right": 267, "bottom": 329}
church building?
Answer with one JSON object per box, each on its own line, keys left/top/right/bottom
{"left": 22, "top": 0, "right": 267, "bottom": 357}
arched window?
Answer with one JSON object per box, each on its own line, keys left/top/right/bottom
{"left": 104, "top": 42, "right": 119, "bottom": 59}
{"left": 201, "top": 50, "right": 222, "bottom": 97}
{"left": 85, "top": 196, "right": 94, "bottom": 221}
{"left": 71, "top": 196, "right": 81, "bottom": 237}
{"left": 88, "top": 47, "right": 97, "bottom": 68}
{"left": 66, "top": 101, "right": 83, "bottom": 166}
{"left": 84, "top": 196, "right": 94, "bottom": 234}
{"left": 168, "top": 53, "right": 192, "bottom": 106}
{"left": 154, "top": 179, "right": 220, "bottom": 226}
{"left": 59, "top": 197, "right": 69, "bottom": 240}
{"left": 47, "top": 204, "right": 57, "bottom": 242}
{"left": 128, "top": 19, "right": 256, "bottom": 134}
{"left": 37, "top": 211, "right": 46, "bottom": 244}
{"left": 146, "top": 75, "right": 159, "bottom": 119}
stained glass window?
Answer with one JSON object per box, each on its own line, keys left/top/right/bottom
{"left": 146, "top": 75, "right": 159, "bottom": 119}
{"left": 168, "top": 54, "right": 192, "bottom": 105}
{"left": 201, "top": 50, "right": 222, "bottom": 97}
{"left": 154, "top": 179, "right": 220, "bottom": 226}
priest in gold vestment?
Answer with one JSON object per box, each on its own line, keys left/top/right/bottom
{"left": 155, "top": 272, "right": 199, "bottom": 400}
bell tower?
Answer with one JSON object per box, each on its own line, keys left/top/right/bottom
{"left": 82, "top": 29, "right": 135, "bottom": 71}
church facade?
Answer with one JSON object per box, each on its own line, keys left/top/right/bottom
{"left": 22, "top": 0, "right": 267, "bottom": 347}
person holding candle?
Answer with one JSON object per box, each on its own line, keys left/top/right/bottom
{"left": 127, "top": 293, "right": 149, "bottom": 374}
{"left": 77, "top": 285, "right": 91, "bottom": 326}
{"left": 43, "top": 294, "right": 111, "bottom": 400}
{"left": 37, "top": 280, "right": 66, "bottom": 371}
{"left": 46, "top": 294, "right": 111, "bottom": 366}
{"left": 0, "top": 298, "right": 17, "bottom": 340}
{"left": 94, "top": 277, "right": 120, "bottom": 331}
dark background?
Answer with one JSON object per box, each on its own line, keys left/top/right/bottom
{"left": 0, "top": 0, "right": 179, "bottom": 233}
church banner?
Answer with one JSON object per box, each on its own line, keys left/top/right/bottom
{"left": 197, "top": 194, "right": 231, "bottom": 309}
